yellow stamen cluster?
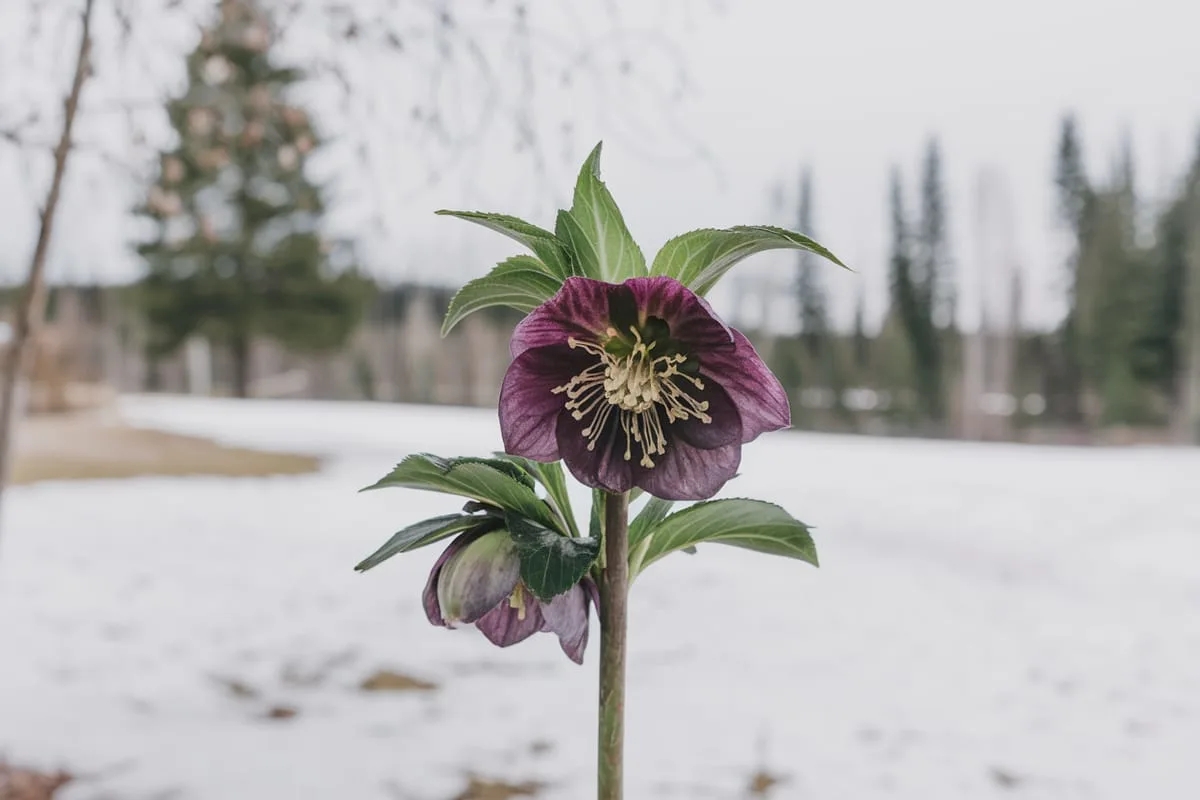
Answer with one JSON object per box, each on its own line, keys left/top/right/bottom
{"left": 552, "top": 326, "right": 711, "bottom": 468}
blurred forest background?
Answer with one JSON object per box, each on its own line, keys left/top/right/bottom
{"left": 4, "top": 3, "right": 1200, "bottom": 799}
{"left": 1, "top": 0, "right": 1198, "bottom": 448}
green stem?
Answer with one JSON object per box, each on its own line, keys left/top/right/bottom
{"left": 598, "top": 490, "right": 630, "bottom": 800}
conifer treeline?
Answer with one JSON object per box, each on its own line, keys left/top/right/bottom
{"left": 776, "top": 118, "right": 1200, "bottom": 442}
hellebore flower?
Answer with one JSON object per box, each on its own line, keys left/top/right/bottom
{"left": 499, "top": 276, "right": 789, "bottom": 500}
{"left": 423, "top": 528, "right": 595, "bottom": 664}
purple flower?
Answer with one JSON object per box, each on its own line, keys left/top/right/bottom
{"left": 499, "top": 276, "right": 789, "bottom": 500}
{"left": 423, "top": 528, "right": 596, "bottom": 664}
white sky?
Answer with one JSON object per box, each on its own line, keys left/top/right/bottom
{"left": 1, "top": 0, "right": 1196, "bottom": 333}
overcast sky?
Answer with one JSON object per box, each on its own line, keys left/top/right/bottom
{"left": 1, "top": 0, "right": 1196, "bottom": 333}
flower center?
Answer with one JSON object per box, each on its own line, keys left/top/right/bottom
{"left": 552, "top": 326, "right": 711, "bottom": 468}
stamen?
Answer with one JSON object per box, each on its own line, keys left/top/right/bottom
{"left": 552, "top": 328, "right": 713, "bottom": 469}
{"left": 508, "top": 583, "right": 527, "bottom": 621}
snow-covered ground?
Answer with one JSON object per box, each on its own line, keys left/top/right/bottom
{"left": 2, "top": 396, "right": 1199, "bottom": 799}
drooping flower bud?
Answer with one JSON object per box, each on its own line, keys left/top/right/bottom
{"left": 423, "top": 528, "right": 596, "bottom": 664}
{"left": 434, "top": 529, "right": 520, "bottom": 625}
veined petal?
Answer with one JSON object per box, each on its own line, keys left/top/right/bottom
{"left": 634, "top": 438, "right": 741, "bottom": 501}
{"left": 500, "top": 344, "right": 593, "bottom": 462}
{"left": 436, "top": 530, "right": 521, "bottom": 625}
{"left": 510, "top": 277, "right": 615, "bottom": 358}
{"left": 540, "top": 583, "right": 591, "bottom": 665}
{"left": 623, "top": 276, "right": 733, "bottom": 352}
{"left": 422, "top": 530, "right": 486, "bottom": 627}
{"left": 699, "top": 329, "right": 790, "bottom": 442}
{"left": 555, "top": 407, "right": 635, "bottom": 494}
{"left": 670, "top": 375, "right": 741, "bottom": 450}
{"left": 582, "top": 577, "right": 600, "bottom": 612}
{"left": 475, "top": 589, "right": 545, "bottom": 648}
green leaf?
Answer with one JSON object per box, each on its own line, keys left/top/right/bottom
{"left": 527, "top": 460, "right": 580, "bottom": 538}
{"left": 633, "top": 498, "right": 818, "bottom": 573}
{"left": 445, "top": 456, "right": 536, "bottom": 490}
{"left": 361, "top": 454, "right": 562, "bottom": 533}
{"left": 628, "top": 496, "right": 676, "bottom": 574}
{"left": 588, "top": 487, "right": 606, "bottom": 540}
{"left": 354, "top": 514, "right": 497, "bottom": 572}
{"left": 441, "top": 255, "right": 562, "bottom": 336}
{"left": 649, "top": 229, "right": 722, "bottom": 284}
{"left": 494, "top": 455, "right": 581, "bottom": 539}
{"left": 558, "top": 142, "right": 646, "bottom": 282}
{"left": 506, "top": 513, "right": 601, "bottom": 600}
{"left": 435, "top": 210, "right": 573, "bottom": 279}
{"left": 650, "top": 225, "right": 847, "bottom": 296}
{"left": 629, "top": 496, "right": 675, "bottom": 546}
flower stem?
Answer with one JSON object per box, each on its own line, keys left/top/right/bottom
{"left": 598, "top": 490, "right": 630, "bottom": 800}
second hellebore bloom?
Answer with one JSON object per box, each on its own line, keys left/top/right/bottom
{"left": 424, "top": 528, "right": 595, "bottom": 664}
{"left": 499, "top": 276, "right": 790, "bottom": 500}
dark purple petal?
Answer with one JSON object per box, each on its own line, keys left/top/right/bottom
{"left": 623, "top": 277, "right": 733, "bottom": 352}
{"left": 499, "top": 344, "right": 594, "bottom": 461}
{"left": 699, "top": 329, "right": 790, "bottom": 442}
{"left": 555, "top": 407, "right": 635, "bottom": 494}
{"left": 670, "top": 375, "right": 742, "bottom": 450}
{"left": 634, "top": 438, "right": 741, "bottom": 501}
{"left": 436, "top": 530, "right": 521, "bottom": 625}
{"left": 475, "top": 588, "right": 545, "bottom": 648}
{"left": 540, "top": 583, "right": 591, "bottom": 664}
{"left": 510, "top": 277, "right": 615, "bottom": 358}
{"left": 423, "top": 530, "right": 487, "bottom": 627}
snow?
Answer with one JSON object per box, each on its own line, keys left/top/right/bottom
{"left": 3, "top": 395, "right": 1199, "bottom": 799}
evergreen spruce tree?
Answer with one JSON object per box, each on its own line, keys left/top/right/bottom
{"left": 1175, "top": 131, "right": 1200, "bottom": 441}
{"left": 1141, "top": 133, "right": 1200, "bottom": 406}
{"left": 917, "top": 138, "right": 954, "bottom": 329}
{"left": 1052, "top": 114, "right": 1093, "bottom": 423}
{"left": 795, "top": 168, "right": 827, "bottom": 357}
{"left": 852, "top": 287, "right": 870, "bottom": 377}
{"left": 1055, "top": 115, "right": 1092, "bottom": 236}
{"left": 1077, "top": 189, "right": 1142, "bottom": 423}
{"left": 792, "top": 168, "right": 847, "bottom": 420}
{"left": 1073, "top": 136, "right": 1154, "bottom": 425}
{"left": 136, "top": 0, "right": 371, "bottom": 397}
{"left": 888, "top": 168, "right": 942, "bottom": 423}
{"left": 1137, "top": 134, "right": 1200, "bottom": 410}
{"left": 917, "top": 139, "right": 952, "bottom": 427}
{"left": 1145, "top": 193, "right": 1189, "bottom": 395}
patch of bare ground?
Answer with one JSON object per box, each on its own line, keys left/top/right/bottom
{"left": 746, "top": 768, "right": 786, "bottom": 796}
{"left": 359, "top": 669, "right": 439, "bottom": 693}
{"left": 451, "top": 777, "right": 542, "bottom": 800}
{"left": 11, "top": 411, "right": 318, "bottom": 484}
{"left": 0, "top": 762, "right": 72, "bottom": 800}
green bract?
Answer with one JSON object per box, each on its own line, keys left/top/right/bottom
{"left": 437, "top": 142, "right": 847, "bottom": 335}
{"left": 628, "top": 498, "right": 817, "bottom": 576}
{"left": 505, "top": 513, "right": 602, "bottom": 601}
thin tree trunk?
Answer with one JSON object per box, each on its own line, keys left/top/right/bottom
{"left": 1182, "top": 192, "right": 1200, "bottom": 444}
{"left": 145, "top": 350, "right": 163, "bottom": 392}
{"left": 0, "top": 0, "right": 96, "bottom": 547}
{"left": 230, "top": 336, "right": 251, "bottom": 399}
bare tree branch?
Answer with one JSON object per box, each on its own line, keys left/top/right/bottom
{"left": 0, "top": 0, "right": 97, "bottom": 547}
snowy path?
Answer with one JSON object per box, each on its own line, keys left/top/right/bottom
{"left": 2, "top": 396, "right": 1198, "bottom": 799}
